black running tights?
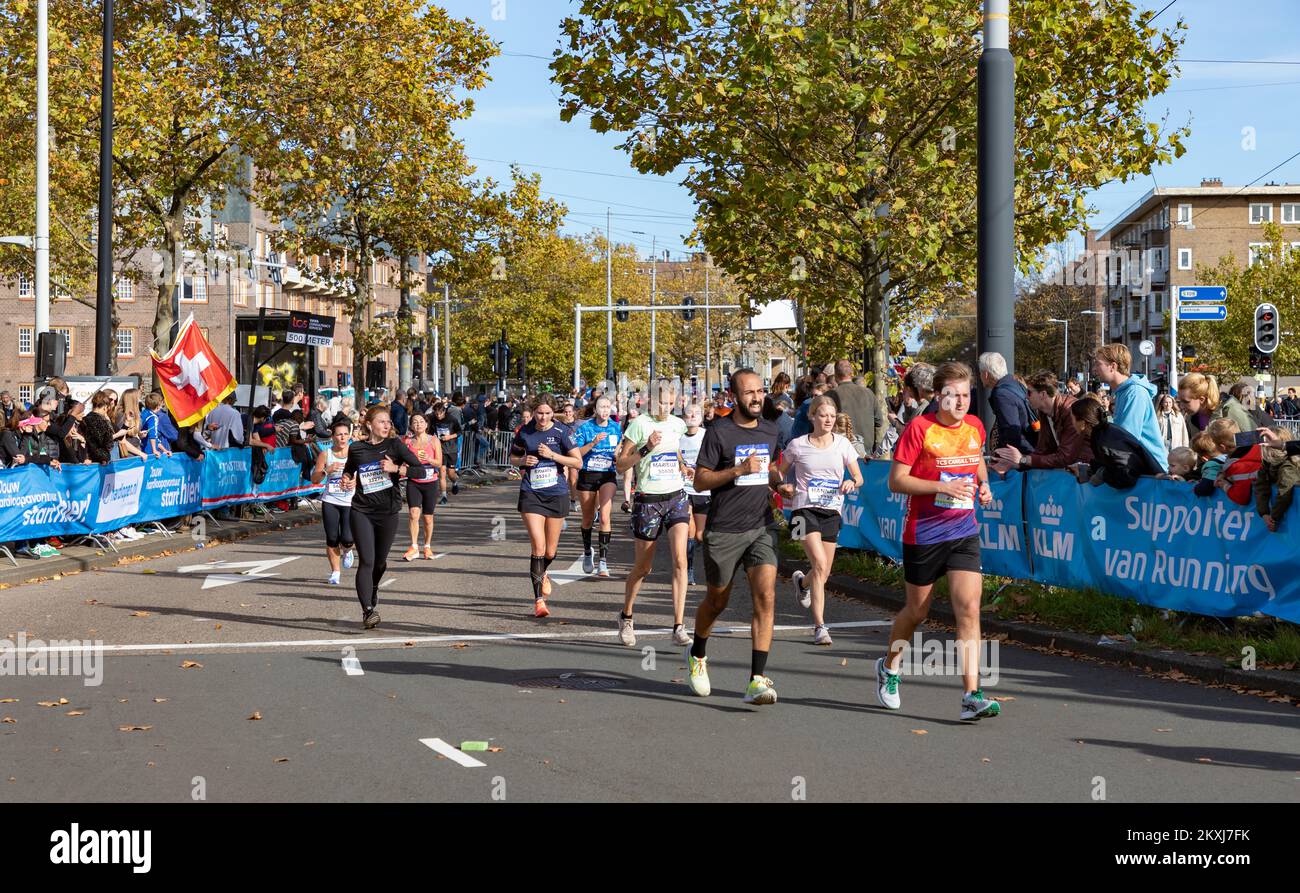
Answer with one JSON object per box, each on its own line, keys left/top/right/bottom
{"left": 350, "top": 509, "right": 399, "bottom": 611}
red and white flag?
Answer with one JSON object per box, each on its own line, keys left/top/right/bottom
{"left": 151, "top": 315, "right": 238, "bottom": 427}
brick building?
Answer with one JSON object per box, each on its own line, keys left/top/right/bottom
{"left": 1094, "top": 179, "right": 1300, "bottom": 377}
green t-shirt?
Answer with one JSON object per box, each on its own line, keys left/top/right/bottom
{"left": 622, "top": 413, "right": 687, "bottom": 495}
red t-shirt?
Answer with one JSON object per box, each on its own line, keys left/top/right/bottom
{"left": 893, "top": 412, "right": 985, "bottom": 546}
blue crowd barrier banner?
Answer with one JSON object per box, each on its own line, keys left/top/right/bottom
{"left": 835, "top": 461, "right": 904, "bottom": 559}
{"left": 977, "top": 471, "right": 1033, "bottom": 581}
{"left": 201, "top": 448, "right": 321, "bottom": 509}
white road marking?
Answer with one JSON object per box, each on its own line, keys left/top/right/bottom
{"left": 379, "top": 578, "right": 396, "bottom": 588}
{"left": 341, "top": 656, "right": 364, "bottom": 676}
{"left": 549, "top": 557, "right": 591, "bottom": 586}
{"left": 176, "top": 556, "right": 301, "bottom": 590}
{"left": 420, "top": 737, "right": 485, "bottom": 768}
{"left": 6, "top": 621, "right": 893, "bottom": 656}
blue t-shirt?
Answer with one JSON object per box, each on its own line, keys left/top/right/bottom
{"left": 573, "top": 418, "right": 622, "bottom": 473}
{"left": 511, "top": 421, "right": 577, "bottom": 495}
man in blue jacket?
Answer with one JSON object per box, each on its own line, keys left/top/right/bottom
{"left": 1090, "top": 343, "right": 1168, "bottom": 472}
{"left": 978, "top": 351, "right": 1035, "bottom": 454}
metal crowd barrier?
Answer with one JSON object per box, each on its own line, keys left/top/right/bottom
{"left": 449, "top": 429, "right": 518, "bottom": 478}
{"left": 1271, "top": 416, "right": 1300, "bottom": 440}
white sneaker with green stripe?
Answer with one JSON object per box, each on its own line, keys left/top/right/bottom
{"left": 685, "top": 647, "right": 710, "bottom": 697}
{"left": 875, "top": 657, "right": 901, "bottom": 710}
{"left": 743, "top": 675, "right": 777, "bottom": 705}
{"left": 960, "top": 689, "right": 1001, "bottom": 721}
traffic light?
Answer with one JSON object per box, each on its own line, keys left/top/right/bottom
{"left": 616, "top": 298, "right": 629, "bottom": 322}
{"left": 1250, "top": 345, "right": 1273, "bottom": 371}
{"left": 412, "top": 344, "right": 423, "bottom": 369}
{"left": 681, "top": 296, "right": 696, "bottom": 321}
{"left": 500, "top": 342, "right": 511, "bottom": 377}
{"left": 1254, "top": 303, "right": 1279, "bottom": 353}
{"left": 516, "top": 353, "right": 526, "bottom": 380}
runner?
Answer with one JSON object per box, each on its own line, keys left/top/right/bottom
{"left": 310, "top": 416, "right": 356, "bottom": 585}
{"left": 559, "top": 402, "right": 580, "bottom": 514}
{"left": 777, "top": 395, "right": 863, "bottom": 645}
{"left": 680, "top": 403, "right": 709, "bottom": 585}
{"left": 511, "top": 394, "right": 583, "bottom": 618}
{"left": 339, "top": 406, "right": 434, "bottom": 629}
{"left": 401, "top": 412, "right": 442, "bottom": 561}
{"left": 684, "top": 369, "right": 782, "bottom": 705}
{"left": 614, "top": 380, "right": 692, "bottom": 647}
{"left": 573, "top": 395, "right": 621, "bottom": 577}
{"left": 431, "top": 402, "right": 461, "bottom": 506}
{"left": 880, "top": 361, "right": 1000, "bottom": 721}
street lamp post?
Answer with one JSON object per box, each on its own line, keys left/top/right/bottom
{"left": 1079, "top": 309, "right": 1103, "bottom": 384}
{"left": 1048, "top": 318, "right": 1068, "bottom": 380}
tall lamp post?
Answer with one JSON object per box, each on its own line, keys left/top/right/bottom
{"left": 1047, "top": 317, "right": 1069, "bottom": 380}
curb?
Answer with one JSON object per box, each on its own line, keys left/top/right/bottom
{"left": 778, "top": 558, "right": 1300, "bottom": 700}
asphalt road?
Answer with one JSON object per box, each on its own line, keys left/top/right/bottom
{"left": 1, "top": 483, "right": 1296, "bottom": 802}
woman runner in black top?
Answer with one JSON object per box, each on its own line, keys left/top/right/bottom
{"left": 340, "top": 406, "right": 433, "bottom": 629}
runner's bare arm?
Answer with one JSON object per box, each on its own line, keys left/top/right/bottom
{"left": 311, "top": 447, "right": 330, "bottom": 485}
{"left": 614, "top": 437, "right": 640, "bottom": 473}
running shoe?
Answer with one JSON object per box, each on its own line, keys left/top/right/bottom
{"left": 582, "top": 548, "right": 594, "bottom": 575}
{"left": 960, "top": 689, "right": 1001, "bottom": 722}
{"left": 743, "top": 675, "right": 778, "bottom": 705}
{"left": 533, "top": 598, "right": 550, "bottom": 618}
{"left": 562, "top": 518, "right": 568, "bottom": 531}
{"left": 685, "top": 648, "right": 710, "bottom": 697}
{"left": 438, "top": 495, "right": 449, "bottom": 506}
{"left": 327, "top": 572, "right": 341, "bottom": 585}
{"left": 875, "top": 657, "right": 901, "bottom": 710}
{"left": 687, "top": 567, "right": 696, "bottom": 585}
{"left": 14, "top": 545, "right": 37, "bottom": 559}
{"left": 812, "top": 624, "right": 833, "bottom": 646}
{"left": 671, "top": 624, "right": 692, "bottom": 647}
{"left": 423, "top": 546, "right": 435, "bottom": 560}
{"left": 343, "top": 550, "right": 355, "bottom": 569}
{"left": 541, "top": 573, "right": 552, "bottom": 597}
{"left": 570, "top": 500, "right": 578, "bottom": 514}
{"left": 363, "top": 609, "right": 381, "bottom": 630}
{"left": 120, "top": 526, "right": 143, "bottom": 541}
{"left": 618, "top": 616, "right": 636, "bottom": 646}
{"left": 35, "top": 543, "right": 60, "bottom": 558}
{"left": 792, "top": 570, "right": 811, "bottom": 609}
{"left": 403, "top": 545, "right": 419, "bottom": 562}
{"left": 451, "top": 482, "right": 460, "bottom": 495}
{"left": 597, "top": 559, "right": 610, "bottom": 577}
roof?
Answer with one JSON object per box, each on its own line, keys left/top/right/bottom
{"left": 1096, "top": 184, "right": 1300, "bottom": 241}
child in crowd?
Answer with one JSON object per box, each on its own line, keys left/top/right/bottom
{"left": 1194, "top": 418, "right": 1239, "bottom": 484}
{"left": 1256, "top": 427, "right": 1300, "bottom": 532}
{"left": 1160, "top": 445, "right": 1198, "bottom": 482}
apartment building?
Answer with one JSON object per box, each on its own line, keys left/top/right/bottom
{"left": 1094, "top": 178, "right": 1300, "bottom": 378}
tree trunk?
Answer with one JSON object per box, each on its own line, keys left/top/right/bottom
{"left": 398, "top": 254, "right": 412, "bottom": 392}
{"left": 351, "top": 251, "right": 370, "bottom": 402}
{"left": 150, "top": 207, "right": 185, "bottom": 391}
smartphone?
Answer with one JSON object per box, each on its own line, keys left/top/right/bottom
{"left": 1234, "top": 431, "right": 1262, "bottom": 449}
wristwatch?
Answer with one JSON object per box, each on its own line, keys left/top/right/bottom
{"left": 638, "top": 444, "right": 652, "bottom": 457}
{"left": 1019, "top": 456, "right": 1030, "bottom": 470}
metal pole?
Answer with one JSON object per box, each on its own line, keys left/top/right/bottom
{"left": 573, "top": 305, "right": 582, "bottom": 389}
{"left": 1169, "top": 286, "right": 1179, "bottom": 391}
{"left": 35, "top": 0, "right": 51, "bottom": 344}
{"left": 432, "top": 313, "right": 440, "bottom": 393}
{"left": 1063, "top": 319, "right": 1069, "bottom": 380}
{"left": 442, "top": 282, "right": 451, "bottom": 395}
{"left": 649, "top": 237, "right": 657, "bottom": 382}
{"left": 704, "top": 264, "right": 712, "bottom": 395}
{"left": 976, "top": 0, "right": 1015, "bottom": 428}
{"left": 93, "top": 0, "right": 115, "bottom": 375}
{"left": 606, "top": 208, "right": 614, "bottom": 381}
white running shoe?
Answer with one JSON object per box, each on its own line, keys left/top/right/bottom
{"left": 812, "top": 624, "right": 833, "bottom": 646}
{"left": 343, "top": 550, "right": 355, "bottom": 569}
{"left": 792, "top": 570, "right": 811, "bottom": 609}
{"left": 876, "top": 657, "right": 901, "bottom": 710}
{"left": 582, "top": 548, "right": 595, "bottom": 575}
{"left": 327, "top": 572, "right": 341, "bottom": 585}
{"left": 743, "top": 675, "right": 778, "bottom": 705}
{"left": 672, "top": 624, "right": 692, "bottom": 647}
{"left": 618, "top": 615, "right": 636, "bottom": 646}
{"left": 597, "top": 559, "right": 610, "bottom": 577}
{"left": 685, "top": 648, "right": 711, "bottom": 697}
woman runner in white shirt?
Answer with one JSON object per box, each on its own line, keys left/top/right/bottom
{"left": 311, "top": 416, "right": 356, "bottom": 585}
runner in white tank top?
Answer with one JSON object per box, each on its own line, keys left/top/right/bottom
{"left": 311, "top": 417, "right": 357, "bottom": 585}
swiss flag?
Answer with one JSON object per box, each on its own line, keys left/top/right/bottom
{"left": 152, "top": 314, "right": 237, "bottom": 427}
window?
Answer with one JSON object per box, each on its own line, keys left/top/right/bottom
{"left": 1150, "top": 247, "right": 1166, "bottom": 272}
{"left": 115, "top": 277, "right": 134, "bottom": 302}
{"left": 179, "top": 274, "right": 208, "bottom": 303}
{"left": 53, "top": 327, "right": 73, "bottom": 356}
{"left": 18, "top": 326, "right": 33, "bottom": 356}
{"left": 1249, "top": 203, "right": 1272, "bottom": 224}
{"left": 1152, "top": 292, "right": 1164, "bottom": 314}
{"left": 1177, "top": 247, "right": 1192, "bottom": 270}
{"left": 18, "top": 385, "right": 31, "bottom": 405}
{"left": 1283, "top": 203, "right": 1300, "bottom": 224}
{"left": 1248, "top": 243, "right": 1269, "bottom": 267}
{"left": 1176, "top": 203, "right": 1192, "bottom": 225}
{"left": 233, "top": 278, "right": 247, "bottom": 306}
{"left": 18, "top": 272, "right": 32, "bottom": 298}
{"left": 116, "top": 328, "right": 133, "bottom": 357}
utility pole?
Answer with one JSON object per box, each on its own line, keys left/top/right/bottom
{"left": 606, "top": 208, "right": 614, "bottom": 383}
{"left": 704, "top": 262, "right": 712, "bottom": 395}
{"left": 442, "top": 282, "right": 452, "bottom": 395}
{"left": 35, "top": 0, "right": 51, "bottom": 346}
{"left": 650, "top": 238, "right": 657, "bottom": 383}
{"left": 976, "top": 0, "right": 1016, "bottom": 429}
{"left": 398, "top": 255, "right": 412, "bottom": 391}
{"left": 93, "top": 0, "right": 115, "bottom": 375}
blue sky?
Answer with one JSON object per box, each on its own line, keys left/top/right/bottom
{"left": 444, "top": 0, "right": 1300, "bottom": 261}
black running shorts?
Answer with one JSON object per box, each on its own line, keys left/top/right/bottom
{"left": 902, "top": 534, "right": 982, "bottom": 587}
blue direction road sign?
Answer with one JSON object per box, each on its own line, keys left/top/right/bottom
{"left": 1178, "top": 304, "right": 1227, "bottom": 321}
{"left": 1177, "top": 285, "right": 1227, "bottom": 303}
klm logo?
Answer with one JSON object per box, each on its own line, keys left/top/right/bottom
{"left": 1032, "top": 496, "right": 1073, "bottom": 561}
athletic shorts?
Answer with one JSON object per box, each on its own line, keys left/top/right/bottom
{"left": 518, "top": 488, "right": 570, "bottom": 519}
{"left": 688, "top": 494, "right": 711, "bottom": 514}
{"left": 630, "top": 490, "right": 690, "bottom": 541}
{"left": 442, "top": 450, "right": 457, "bottom": 467}
{"left": 902, "top": 534, "right": 982, "bottom": 587}
{"left": 702, "top": 526, "right": 779, "bottom": 588}
{"left": 577, "top": 470, "right": 618, "bottom": 492}
{"left": 791, "top": 507, "right": 842, "bottom": 543}
{"left": 406, "top": 480, "right": 439, "bottom": 514}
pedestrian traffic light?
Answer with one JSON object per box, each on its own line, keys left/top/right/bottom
{"left": 616, "top": 298, "right": 629, "bottom": 322}
{"left": 1254, "top": 302, "right": 1279, "bottom": 353}
{"left": 1250, "top": 345, "right": 1273, "bottom": 371}
{"left": 681, "top": 296, "right": 696, "bottom": 321}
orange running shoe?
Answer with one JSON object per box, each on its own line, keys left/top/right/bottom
{"left": 402, "top": 545, "right": 419, "bottom": 562}
{"left": 423, "top": 545, "right": 435, "bottom": 560}
{"left": 533, "top": 598, "right": 550, "bottom": 618}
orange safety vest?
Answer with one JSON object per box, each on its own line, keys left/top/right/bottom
{"left": 1221, "top": 444, "right": 1263, "bottom": 506}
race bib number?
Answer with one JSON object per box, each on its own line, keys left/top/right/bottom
{"left": 419, "top": 464, "right": 439, "bottom": 482}
{"left": 649, "top": 451, "right": 682, "bottom": 484}
{"left": 807, "top": 476, "right": 842, "bottom": 508}
{"left": 326, "top": 474, "right": 346, "bottom": 496}
{"left": 587, "top": 454, "right": 613, "bottom": 472}
{"left": 358, "top": 461, "right": 393, "bottom": 495}
{"left": 530, "top": 464, "right": 559, "bottom": 489}
{"left": 934, "top": 472, "right": 974, "bottom": 510}
{"left": 734, "top": 444, "right": 771, "bottom": 487}
{"left": 607, "top": 433, "right": 619, "bottom": 446}
{"left": 437, "top": 427, "right": 451, "bottom": 438}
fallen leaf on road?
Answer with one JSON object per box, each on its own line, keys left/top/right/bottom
{"left": 146, "top": 762, "right": 155, "bottom": 768}
{"left": 247, "top": 711, "right": 262, "bottom": 721}
{"left": 991, "top": 696, "right": 1016, "bottom": 702}
{"left": 451, "top": 643, "right": 469, "bottom": 649}
{"left": 130, "top": 611, "right": 152, "bottom": 618}
{"left": 981, "top": 757, "right": 991, "bottom": 763}
{"left": 118, "top": 698, "right": 128, "bottom": 703}
{"left": 36, "top": 699, "right": 68, "bottom": 708}
{"left": 0, "top": 698, "right": 17, "bottom": 703}
{"left": 386, "top": 693, "right": 396, "bottom": 699}
{"left": 274, "top": 757, "right": 289, "bottom": 763}
{"left": 1075, "top": 739, "right": 1085, "bottom": 744}
{"left": 180, "top": 661, "right": 203, "bottom": 669}
{"left": 65, "top": 711, "right": 84, "bottom": 717}
{"left": 239, "top": 603, "right": 251, "bottom": 608}
{"left": 84, "top": 599, "right": 98, "bottom": 605}
{"left": 303, "top": 741, "right": 315, "bottom": 747}
{"left": 558, "top": 699, "right": 566, "bottom": 704}
{"left": 1196, "top": 757, "right": 1213, "bottom": 763}
{"left": 2, "top": 716, "right": 15, "bottom": 724}
{"left": 1155, "top": 728, "right": 1172, "bottom": 733}
{"left": 118, "top": 725, "right": 152, "bottom": 732}
{"left": 403, "top": 641, "right": 415, "bottom": 647}
{"left": 488, "top": 747, "right": 503, "bottom": 753}
{"left": 840, "top": 659, "right": 848, "bottom": 667}
{"left": 141, "top": 570, "right": 157, "bottom": 575}
{"left": 910, "top": 729, "right": 928, "bottom": 735}
{"left": 671, "top": 678, "right": 684, "bottom": 683}
{"left": 153, "top": 698, "right": 167, "bottom": 703}
{"left": 213, "top": 624, "right": 222, "bottom": 630}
